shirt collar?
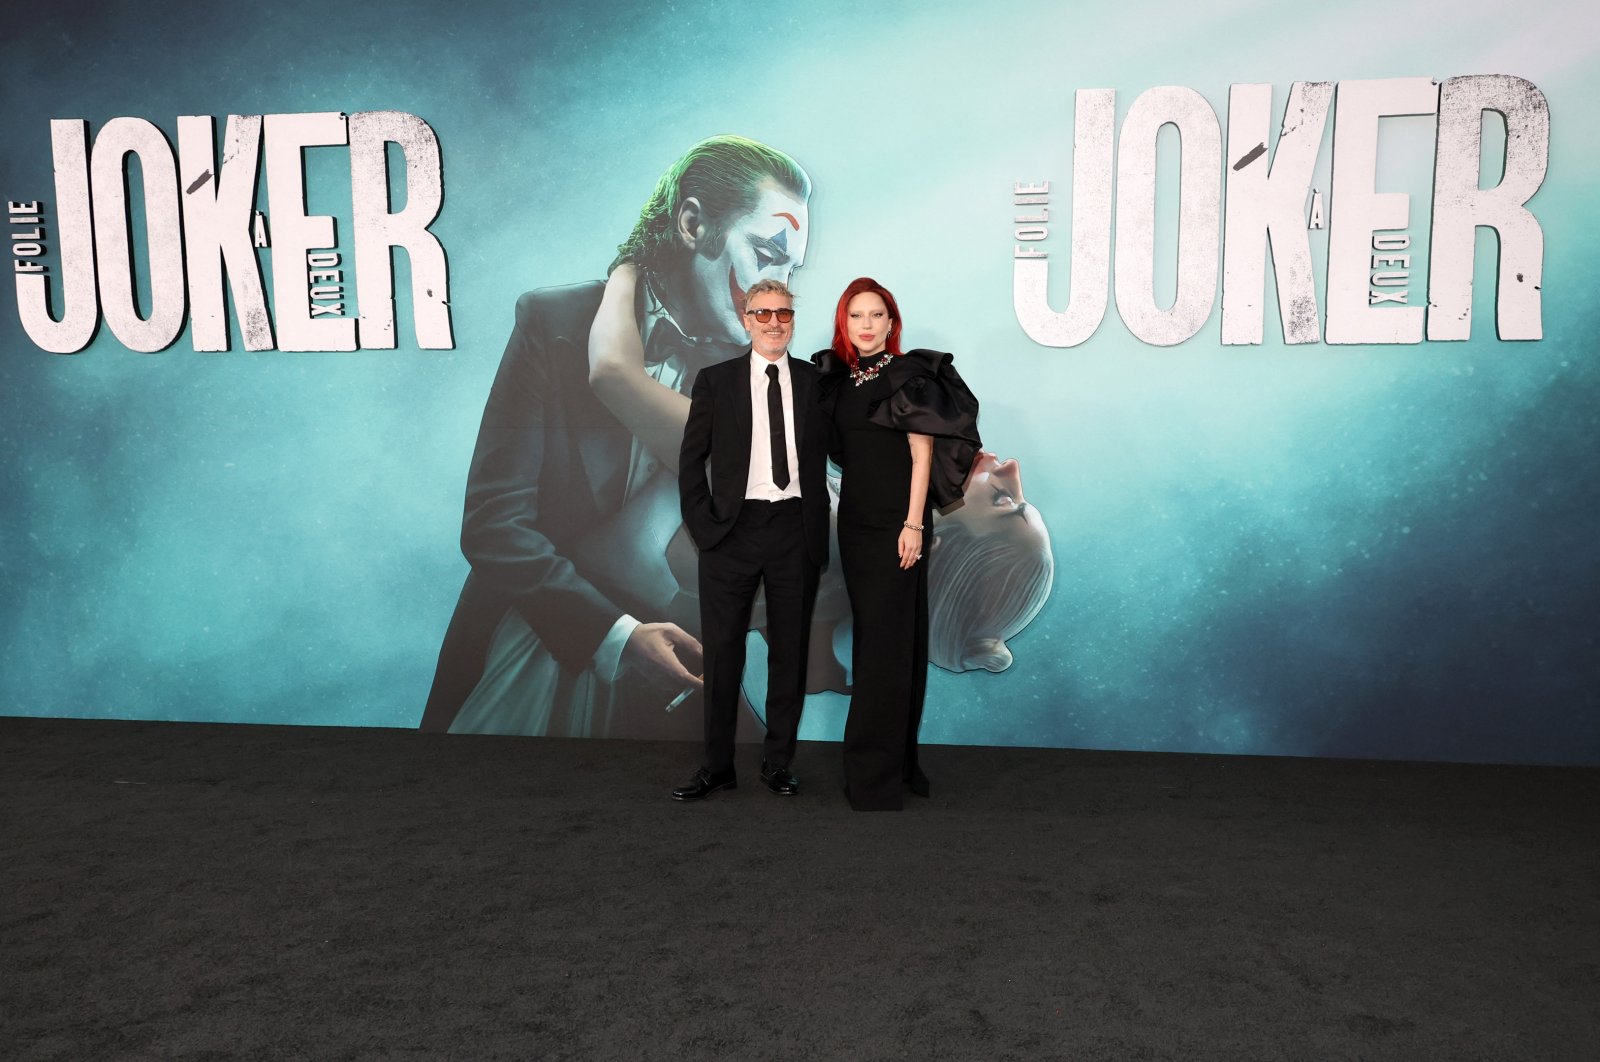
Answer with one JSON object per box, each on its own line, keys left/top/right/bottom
{"left": 750, "top": 349, "right": 790, "bottom": 379}
{"left": 639, "top": 272, "right": 746, "bottom": 367}
{"left": 638, "top": 275, "right": 681, "bottom": 356}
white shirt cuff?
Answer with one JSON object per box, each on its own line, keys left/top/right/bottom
{"left": 594, "top": 614, "right": 641, "bottom": 682}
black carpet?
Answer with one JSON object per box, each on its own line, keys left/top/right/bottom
{"left": 3, "top": 717, "right": 1597, "bottom": 1061}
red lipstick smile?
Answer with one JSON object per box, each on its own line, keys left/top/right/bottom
{"left": 727, "top": 267, "right": 745, "bottom": 319}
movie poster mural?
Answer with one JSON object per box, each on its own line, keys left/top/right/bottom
{"left": 2, "top": 0, "right": 1595, "bottom": 766}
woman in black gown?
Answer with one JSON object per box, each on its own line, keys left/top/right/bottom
{"left": 814, "top": 278, "right": 981, "bottom": 811}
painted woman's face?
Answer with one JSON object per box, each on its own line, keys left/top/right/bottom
{"left": 944, "top": 451, "right": 1049, "bottom": 548}
{"left": 926, "top": 450, "right": 1055, "bottom": 673}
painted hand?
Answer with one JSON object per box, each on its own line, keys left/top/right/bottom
{"left": 622, "top": 622, "right": 704, "bottom": 691}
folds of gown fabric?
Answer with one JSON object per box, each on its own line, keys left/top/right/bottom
{"left": 838, "top": 521, "right": 929, "bottom": 810}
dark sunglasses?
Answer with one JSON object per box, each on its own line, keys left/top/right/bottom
{"left": 745, "top": 308, "right": 795, "bottom": 323}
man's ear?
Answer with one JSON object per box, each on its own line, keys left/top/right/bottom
{"left": 676, "top": 196, "right": 706, "bottom": 252}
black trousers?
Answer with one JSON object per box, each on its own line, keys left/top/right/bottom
{"left": 698, "top": 498, "right": 820, "bottom": 775}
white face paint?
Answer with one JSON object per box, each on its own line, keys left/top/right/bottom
{"left": 684, "top": 181, "right": 809, "bottom": 344}
{"left": 944, "top": 451, "right": 1050, "bottom": 547}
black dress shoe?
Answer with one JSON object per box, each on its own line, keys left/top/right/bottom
{"left": 671, "top": 767, "right": 736, "bottom": 801}
{"left": 759, "top": 760, "right": 799, "bottom": 795}
{"left": 904, "top": 767, "right": 931, "bottom": 798}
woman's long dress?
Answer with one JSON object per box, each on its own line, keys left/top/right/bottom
{"left": 831, "top": 353, "right": 933, "bottom": 811}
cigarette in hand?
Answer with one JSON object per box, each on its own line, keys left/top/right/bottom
{"left": 664, "top": 687, "right": 695, "bottom": 713}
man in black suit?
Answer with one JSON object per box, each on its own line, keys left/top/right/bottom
{"left": 420, "top": 136, "right": 812, "bottom": 738}
{"left": 672, "top": 279, "right": 829, "bottom": 800}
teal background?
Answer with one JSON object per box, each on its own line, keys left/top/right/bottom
{"left": 1, "top": 0, "right": 1595, "bottom": 763}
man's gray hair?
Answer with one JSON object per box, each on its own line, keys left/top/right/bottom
{"left": 745, "top": 278, "right": 795, "bottom": 304}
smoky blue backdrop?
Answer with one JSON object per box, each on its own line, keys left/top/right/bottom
{"left": 1, "top": 0, "right": 1595, "bottom": 764}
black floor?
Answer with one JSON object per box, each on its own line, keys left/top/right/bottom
{"left": 3, "top": 717, "right": 1597, "bottom": 1061}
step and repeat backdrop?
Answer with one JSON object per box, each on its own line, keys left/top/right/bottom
{"left": 2, "top": 0, "right": 1594, "bottom": 764}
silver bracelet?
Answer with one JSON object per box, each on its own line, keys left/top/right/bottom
{"left": 903, "top": 521, "right": 925, "bottom": 532}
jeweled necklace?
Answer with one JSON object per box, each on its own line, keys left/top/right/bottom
{"left": 849, "top": 352, "right": 893, "bottom": 387}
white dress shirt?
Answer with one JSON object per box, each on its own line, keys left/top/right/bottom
{"left": 745, "top": 350, "right": 803, "bottom": 502}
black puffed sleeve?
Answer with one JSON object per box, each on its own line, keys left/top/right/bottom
{"left": 868, "top": 349, "right": 981, "bottom": 510}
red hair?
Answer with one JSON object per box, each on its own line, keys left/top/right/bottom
{"left": 830, "top": 276, "right": 904, "bottom": 369}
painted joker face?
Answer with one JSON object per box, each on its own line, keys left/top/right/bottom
{"left": 684, "top": 180, "right": 809, "bottom": 344}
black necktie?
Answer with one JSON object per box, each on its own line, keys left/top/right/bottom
{"left": 766, "top": 363, "right": 790, "bottom": 489}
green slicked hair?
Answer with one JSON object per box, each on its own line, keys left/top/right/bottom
{"left": 611, "top": 134, "right": 810, "bottom": 276}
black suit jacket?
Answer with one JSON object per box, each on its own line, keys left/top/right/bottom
{"left": 678, "top": 350, "right": 830, "bottom": 567}
{"left": 422, "top": 281, "right": 709, "bottom": 732}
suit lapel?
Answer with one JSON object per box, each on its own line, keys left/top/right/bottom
{"left": 789, "top": 355, "right": 812, "bottom": 452}
{"left": 727, "top": 350, "right": 754, "bottom": 482}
